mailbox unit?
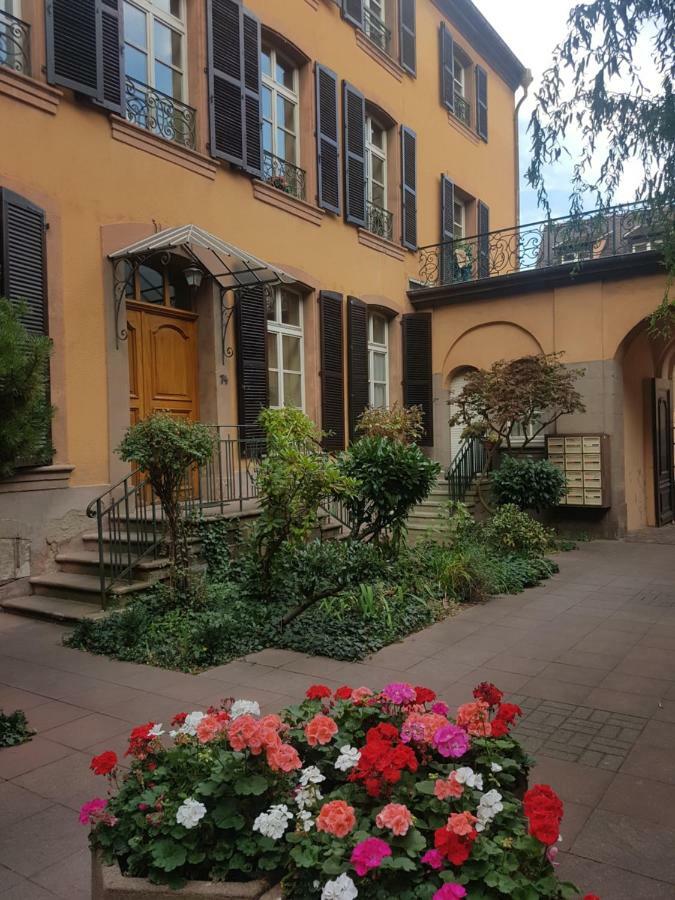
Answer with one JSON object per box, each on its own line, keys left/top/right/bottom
{"left": 547, "top": 434, "right": 611, "bottom": 508}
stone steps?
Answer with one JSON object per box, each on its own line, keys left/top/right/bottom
{"left": 1, "top": 593, "right": 109, "bottom": 623}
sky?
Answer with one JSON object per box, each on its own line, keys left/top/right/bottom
{"left": 471, "top": 0, "right": 656, "bottom": 225}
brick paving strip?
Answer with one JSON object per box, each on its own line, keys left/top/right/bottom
{"left": 2, "top": 539, "right": 675, "bottom": 898}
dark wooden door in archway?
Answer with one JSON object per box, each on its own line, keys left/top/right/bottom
{"left": 652, "top": 378, "right": 674, "bottom": 526}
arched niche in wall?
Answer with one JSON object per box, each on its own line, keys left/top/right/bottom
{"left": 441, "top": 321, "right": 545, "bottom": 379}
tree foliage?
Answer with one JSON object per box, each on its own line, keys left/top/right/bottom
{"left": 526, "top": 1, "right": 675, "bottom": 332}
{"left": 491, "top": 455, "right": 568, "bottom": 512}
{"left": 0, "top": 299, "right": 53, "bottom": 479}
{"left": 448, "top": 354, "right": 586, "bottom": 450}
{"left": 355, "top": 403, "right": 425, "bottom": 444}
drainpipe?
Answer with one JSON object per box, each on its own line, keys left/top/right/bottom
{"left": 514, "top": 69, "right": 534, "bottom": 226}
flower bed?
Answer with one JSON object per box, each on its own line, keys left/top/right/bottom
{"left": 84, "top": 683, "right": 598, "bottom": 899}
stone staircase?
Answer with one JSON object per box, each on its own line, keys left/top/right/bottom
{"left": 407, "top": 474, "right": 488, "bottom": 543}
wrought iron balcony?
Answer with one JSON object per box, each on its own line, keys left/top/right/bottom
{"left": 0, "top": 9, "right": 31, "bottom": 76}
{"left": 262, "top": 151, "right": 307, "bottom": 201}
{"left": 366, "top": 200, "right": 394, "bottom": 241}
{"left": 453, "top": 92, "right": 471, "bottom": 127}
{"left": 363, "top": 7, "right": 392, "bottom": 55}
{"left": 418, "top": 201, "right": 670, "bottom": 289}
{"left": 125, "top": 76, "right": 196, "bottom": 149}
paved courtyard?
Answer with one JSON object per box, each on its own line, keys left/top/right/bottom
{"left": 1, "top": 539, "right": 675, "bottom": 898}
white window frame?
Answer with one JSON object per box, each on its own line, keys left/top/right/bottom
{"left": 1, "top": 1, "right": 21, "bottom": 15}
{"left": 368, "top": 312, "right": 389, "bottom": 409}
{"left": 453, "top": 198, "right": 465, "bottom": 240}
{"left": 267, "top": 287, "right": 305, "bottom": 411}
{"left": 261, "top": 45, "right": 300, "bottom": 166}
{"left": 366, "top": 113, "right": 388, "bottom": 210}
{"left": 123, "top": 0, "right": 187, "bottom": 101}
{"left": 453, "top": 58, "right": 465, "bottom": 98}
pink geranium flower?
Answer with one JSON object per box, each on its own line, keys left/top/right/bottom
{"left": 350, "top": 837, "right": 391, "bottom": 876}
{"left": 433, "top": 885, "right": 467, "bottom": 899}
{"left": 79, "top": 797, "right": 107, "bottom": 825}
{"left": 421, "top": 848, "right": 444, "bottom": 870}
{"left": 432, "top": 723, "right": 470, "bottom": 758}
{"left": 382, "top": 682, "right": 417, "bottom": 705}
{"left": 375, "top": 802, "right": 413, "bottom": 836}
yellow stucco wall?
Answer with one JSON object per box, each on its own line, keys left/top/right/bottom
{"left": 0, "top": 0, "right": 521, "bottom": 488}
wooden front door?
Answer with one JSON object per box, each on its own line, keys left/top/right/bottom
{"left": 651, "top": 378, "right": 674, "bottom": 527}
{"left": 127, "top": 302, "right": 199, "bottom": 425}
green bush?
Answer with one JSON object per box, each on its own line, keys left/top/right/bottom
{"left": 0, "top": 709, "right": 34, "bottom": 748}
{"left": 491, "top": 454, "right": 567, "bottom": 511}
{"left": 484, "top": 503, "right": 554, "bottom": 556}
{"left": 0, "top": 299, "right": 53, "bottom": 478}
{"left": 355, "top": 403, "right": 425, "bottom": 443}
{"left": 339, "top": 436, "right": 440, "bottom": 545}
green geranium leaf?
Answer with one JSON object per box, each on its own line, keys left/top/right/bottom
{"left": 234, "top": 774, "right": 268, "bottom": 796}
{"left": 212, "top": 803, "right": 245, "bottom": 830}
{"left": 151, "top": 840, "right": 187, "bottom": 872}
{"left": 398, "top": 828, "right": 426, "bottom": 854}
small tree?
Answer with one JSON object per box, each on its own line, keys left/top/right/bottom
{"left": 491, "top": 456, "right": 567, "bottom": 512}
{"left": 448, "top": 354, "right": 586, "bottom": 450}
{"left": 0, "top": 299, "right": 53, "bottom": 478}
{"left": 117, "top": 414, "right": 215, "bottom": 585}
{"left": 355, "top": 403, "right": 425, "bottom": 444}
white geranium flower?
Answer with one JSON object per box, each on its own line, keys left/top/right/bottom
{"left": 334, "top": 745, "right": 360, "bottom": 772}
{"left": 295, "top": 785, "right": 322, "bottom": 810}
{"left": 299, "top": 765, "right": 326, "bottom": 786}
{"left": 490, "top": 762, "right": 503, "bottom": 773}
{"left": 297, "top": 809, "right": 314, "bottom": 832}
{"left": 230, "top": 699, "right": 261, "bottom": 719}
{"left": 475, "top": 789, "right": 503, "bottom": 832}
{"left": 252, "top": 804, "right": 293, "bottom": 841}
{"left": 176, "top": 798, "right": 207, "bottom": 829}
{"left": 149, "top": 723, "right": 165, "bottom": 738}
{"left": 453, "top": 766, "right": 483, "bottom": 790}
{"left": 171, "top": 710, "right": 206, "bottom": 738}
{"left": 321, "top": 873, "right": 358, "bottom": 900}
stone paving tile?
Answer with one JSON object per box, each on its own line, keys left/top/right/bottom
{"left": 557, "top": 853, "right": 675, "bottom": 900}
{"left": 585, "top": 687, "right": 660, "bottom": 718}
{"left": 41, "top": 713, "right": 135, "bottom": 751}
{"left": 0, "top": 783, "right": 52, "bottom": 829}
{"left": 599, "top": 773, "right": 675, "bottom": 829}
{"left": 0, "top": 738, "right": 72, "bottom": 781}
{"left": 31, "top": 848, "right": 90, "bottom": 900}
{"left": 0, "top": 805, "right": 85, "bottom": 878}
{"left": 480, "top": 652, "right": 549, "bottom": 676}
{"left": 529, "top": 756, "right": 616, "bottom": 806}
{"left": 12, "top": 751, "right": 100, "bottom": 812}
{"left": 540, "top": 662, "right": 608, "bottom": 687}
{"left": 1, "top": 877, "right": 57, "bottom": 899}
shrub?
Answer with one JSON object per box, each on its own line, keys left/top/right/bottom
{"left": 355, "top": 403, "right": 424, "bottom": 444}
{"left": 483, "top": 504, "right": 553, "bottom": 556}
{"left": 339, "top": 436, "right": 440, "bottom": 546}
{"left": 0, "top": 709, "right": 34, "bottom": 747}
{"left": 0, "top": 299, "right": 53, "bottom": 478}
{"left": 491, "top": 455, "right": 567, "bottom": 511}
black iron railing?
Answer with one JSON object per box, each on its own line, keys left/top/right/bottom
{"left": 262, "top": 150, "right": 307, "bottom": 201}
{"left": 418, "top": 200, "right": 670, "bottom": 288}
{"left": 366, "top": 200, "right": 394, "bottom": 241}
{"left": 447, "top": 437, "right": 488, "bottom": 503}
{"left": 363, "top": 7, "right": 392, "bottom": 54}
{"left": 0, "top": 9, "right": 30, "bottom": 76}
{"left": 125, "top": 76, "right": 197, "bottom": 149}
{"left": 453, "top": 92, "right": 471, "bottom": 127}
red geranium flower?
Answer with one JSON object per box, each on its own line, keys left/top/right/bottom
{"left": 334, "top": 685, "right": 353, "bottom": 700}
{"left": 125, "top": 722, "right": 156, "bottom": 759}
{"left": 434, "top": 824, "right": 477, "bottom": 866}
{"left": 473, "top": 682, "right": 504, "bottom": 708}
{"left": 583, "top": 895, "right": 600, "bottom": 900}
{"left": 349, "top": 722, "right": 418, "bottom": 798}
{"left": 414, "top": 686, "right": 437, "bottom": 704}
{"left": 306, "top": 684, "right": 332, "bottom": 700}
{"left": 490, "top": 702, "right": 523, "bottom": 737}
{"left": 90, "top": 751, "right": 117, "bottom": 776}
{"left": 523, "top": 784, "right": 564, "bottom": 846}
{"left": 171, "top": 712, "right": 187, "bottom": 727}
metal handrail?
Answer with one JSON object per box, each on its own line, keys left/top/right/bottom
{"left": 447, "top": 437, "right": 488, "bottom": 502}
{"left": 363, "top": 7, "right": 392, "bottom": 54}
{"left": 366, "top": 200, "right": 394, "bottom": 241}
{"left": 0, "top": 9, "right": 30, "bottom": 76}
{"left": 453, "top": 92, "right": 471, "bottom": 127}
{"left": 125, "top": 75, "right": 197, "bottom": 149}
{"left": 262, "top": 150, "right": 307, "bottom": 201}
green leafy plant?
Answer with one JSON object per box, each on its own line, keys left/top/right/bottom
{"left": 0, "top": 299, "right": 54, "bottom": 479}
{"left": 483, "top": 504, "right": 554, "bottom": 557}
{"left": 339, "top": 437, "right": 440, "bottom": 546}
{"left": 355, "top": 404, "right": 425, "bottom": 444}
{"left": 117, "top": 414, "right": 215, "bottom": 585}
{"left": 491, "top": 455, "right": 567, "bottom": 512}
{"left": 0, "top": 709, "right": 34, "bottom": 748}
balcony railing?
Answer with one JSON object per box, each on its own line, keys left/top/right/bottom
{"left": 363, "top": 7, "right": 392, "bottom": 55}
{"left": 453, "top": 92, "right": 471, "bottom": 127}
{"left": 0, "top": 9, "right": 30, "bottom": 76}
{"left": 262, "top": 150, "right": 307, "bottom": 201}
{"left": 418, "top": 201, "right": 670, "bottom": 289}
{"left": 125, "top": 76, "right": 196, "bottom": 149}
{"left": 366, "top": 200, "right": 394, "bottom": 241}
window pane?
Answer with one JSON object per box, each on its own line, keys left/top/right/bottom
{"left": 371, "top": 314, "right": 386, "bottom": 344}
{"left": 265, "top": 291, "right": 277, "bottom": 322}
{"left": 267, "top": 332, "right": 278, "bottom": 369}
{"left": 370, "top": 121, "right": 385, "bottom": 150}
{"left": 280, "top": 291, "right": 300, "bottom": 326}
{"left": 138, "top": 264, "right": 164, "bottom": 303}
{"left": 268, "top": 370, "right": 279, "bottom": 407}
{"left": 275, "top": 54, "right": 295, "bottom": 91}
{"left": 261, "top": 46, "right": 272, "bottom": 78}
{"left": 262, "top": 121, "right": 273, "bottom": 154}
{"left": 125, "top": 46, "right": 148, "bottom": 83}
{"left": 371, "top": 183, "right": 385, "bottom": 208}
{"left": 373, "top": 383, "right": 387, "bottom": 408}
{"left": 262, "top": 85, "right": 272, "bottom": 120}
{"left": 154, "top": 20, "right": 181, "bottom": 67}
{"left": 372, "top": 351, "right": 387, "bottom": 382}
{"left": 276, "top": 95, "right": 295, "bottom": 131}
{"left": 276, "top": 129, "right": 296, "bottom": 163}
{"left": 371, "top": 156, "right": 385, "bottom": 185}
{"left": 283, "top": 373, "right": 302, "bottom": 408}
{"left": 153, "top": 0, "right": 182, "bottom": 18}
{"left": 154, "top": 61, "right": 182, "bottom": 98}
{"left": 282, "top": 334, "right": 301, "bottom": 372}
{"left": 124, "top": 3, "right": 147, "bottom": 48}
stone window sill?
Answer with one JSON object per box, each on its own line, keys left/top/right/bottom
{"left": 252, "top": 180, "right": 324, "bottom": 226}
{"left": 0, "top": 67, "right": 61, "bottom": 115}
{"left": 357, "top": 228, "right": 406, "bottom": 261}
{"left": 355, "top": 29, "right": 404, "bottom": 82}
{"left": 447, "top": 110, "right": 479, "bottom": 144}
{"left": 110, "top": 116, "right": 217, "bottom": 180}
{"left": 0, "top": 464, "right": 75, "bottom": 494}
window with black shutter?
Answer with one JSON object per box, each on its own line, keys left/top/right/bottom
{"left": 477, "top": 200, "right": 490, "bottom": 278}
{"left": 342, "top": 0, "right": 364, "bottom": 29}
{"left": 343, "top": 82, "right": 366, "bottom": 227}
{"left": 99, "top": 0, "right": 124, "bottom": 113}
{"left": 242, "top": 9, "right": 262, "bottom": 177}
{"left": 319, "top": 291, "right": 345, "bottom": 451}
{"left": 439, "top": 21, "right": 454, "bottom": 112}
{"left": 440, "top": 175, "right": 455, "bottom": 284}
{"left": 315, "top": 64, "right": 341, "bottom": 214}
{"left": 347, "top": 297, "right": 369, "bottom": 441}
{"left": 402, "top": 313, "right": 433, "bottom": 446}
{"left": 235, "top": 284, "right": 269, "bottom": 445}
{"left": 476, "top": 65, "right": 488, "bottom": 141}
{"left": 400, "top": 126, "right": 417, "bottom": 250}
{"left": 399, "top": 0, "right": 416, "bottom": 75}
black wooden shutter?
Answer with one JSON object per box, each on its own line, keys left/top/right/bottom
{"left": 440, "top": 175, "right": 455, "bottom": 284}
{"left": 476, "top": 65, "right": 488, "bottom": 140}
{"left": 342, "top": 0, "right": 364, "bottom": 28}
{"left": 99, "top": 0, "right": 124, "bottom": 113}
{"left": 343, "top": 82, "right": 366, "bottom": 227}
{"left": 235, "top": 284, "right": 269, "bottom": 444}
{"left": 347, "top": 297, "right": 369, "bottom": 442}
{"left": 401, "top": 126, "right": 417, "bottom": 250}
{"left": 439, "top": 22, "right": 454, "bottom": 112}
{"left": 316, "top": 65, "right": 341, "bottom": 214}
{"left": 0, "top": 190, "right": 48, "bottom": 338}
{"left": 46, "top": 0, "right": 102, "bottom": 99}
{"left": 399, "top": 0, "right": 416, "bottom": 75}
{"left": 477, "top": 201, "right": 490, "bottom": 278}
{"left": 402, "top": 313, "right": 433, "bottom": 446}
{"left": 319, "top": 291, "right": 345, "bottom": 451}
{"left": 207, "top": 0, "right": 245, "bottom": 167}
{"left": 242, "top": 9, "right": 262, "bottom": 177}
